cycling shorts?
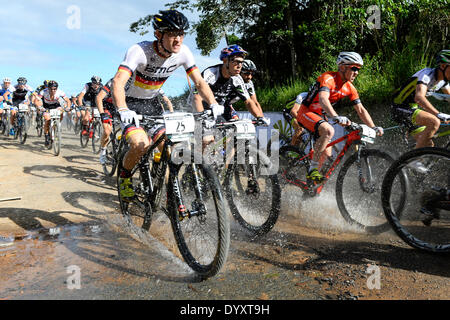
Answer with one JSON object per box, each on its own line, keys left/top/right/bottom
{"left": 391, "top": 104, "right": 426, "bottom": 135}
{"left": 296, "top": 104, "right": 326, "bottom": 137}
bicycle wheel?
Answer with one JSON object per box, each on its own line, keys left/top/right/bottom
{"left": 19, "top": 116, "right": 28, "bottom": 144}
{"left": 80, "top": 124, "right": 90, "bottom": 148}
{"left": 92, "top": 120, "right": 102, "bottom": 154}
{"left": 224, "top": 145, "right": 281, "bottom": 237}
{"left": 52, "top": 120, "right": 61, "bottom": 156}
{"left": 278, "top": 145, "right": 311, "bottom": 190}
{"left": 36, "top": 116, "right": 43, "bottom": 137}
{"left": 169, "top": 163, "right": 230, "bottom": 279}
{"left": 382, "top": 147, "right": 450, "bottom": 253}
{"left": 117, "top": 148, "right": 153, "bottom": 231}
{"left": 336, "top": 148, "right": 408, "bottom": 234}
{"left": 102, "top": 129, "right": 120, "bottom": 176}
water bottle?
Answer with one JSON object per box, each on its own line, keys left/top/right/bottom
{"left": 151, "top": 151, "right": 162, "bottom": 178}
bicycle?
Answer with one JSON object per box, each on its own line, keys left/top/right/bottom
{"left": 0, "top": 104, "right": 11, "bottom": 136}
{"left": 205, "top": 118, "right": 281, "bottom": 237}
{"left": 35, "top": 108, "right": 44, "bottom": 137}
{"left": 46, "top": 108, "right": 62, "bottom": 156}
{"left": 279, "top": 122, "right": 408, "bottom": 234}
{"left": 102, "top": 116, "right": 121, "bottom": 177}
{"left": 116, "top": 111, "right": 230, "bottom": 279}
{"left": 381, "top": 147, "right": 449, "bottom": 253}
{"left": 13, "top": 103, "right": 29, "bottom": 144}
{"left": 80, "top": 107, "right": 102, "bottom": 154}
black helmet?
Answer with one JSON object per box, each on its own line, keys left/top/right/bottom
{"left": 152, "top": 10, "right": 189, "bottom": 31}
{"left": 435, "top": 49, "right": 450, "bottom": 65}
{"left": 242, "top": 59, "right": 257, "bottom": 72}
{"left": 48, "top": 80, "right": 58, "bottom": 88}
{"left": 91, "top": 75, "right": 102, "bottom": 84}
{"left": 17, "top": 77, "right": 27, "bottom": 85}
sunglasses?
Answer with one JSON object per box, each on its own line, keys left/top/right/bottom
{"left": 241, "top": 71, "right": 253, "bottom": 75}
{"left": 231, "top": 59, "right": 244, "bottom": 65}
{"left": 347, "top": 65, "right": 361, "bottom": 72}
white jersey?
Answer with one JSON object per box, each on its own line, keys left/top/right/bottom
{"left": 413, "top": 68, "right": 450, "bottom": 92}
{"left": 244, "top": 80, "right": 256, "bottom": 96}
{"left": 118, "top": 41, "right": 198, "bottom": 99}
{"left": 39, "top": 88, "right": 67, "bottom": 105}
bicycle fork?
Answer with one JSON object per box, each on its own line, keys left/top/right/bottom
{"left": 355, "top": 147, "right": 376, "bottom": 193}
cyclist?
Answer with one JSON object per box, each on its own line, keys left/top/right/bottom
{"left": 0, "top": 78, "right": 14, "bottom": 118}
{"left": 35, "top": 81, "right": 70, "bottom": 146}
{"left": 391, "top": 49, "right": 450, "bottom": 149}
{"left": 158, "top": 89, "right": 174, "bottom": 112}
{"left": 111, "top": 9, "right": 222, "bottom": 201}
{"left": 77, "top": 75, "right": 103, "bottom": 137}
{"left": 193, "top": 45, "right": 267, "bottom": 123}
{"left": 285, "top": 91, "right": 308, "bottom": 146}
{"left": 297, "top": 52, "right": 383, "bottom": 183}
{"left": 10, "top": 77, "right": 33, "bottom": 136}
{"left": 241, "top": 59, "right": 264, "bottom": 116}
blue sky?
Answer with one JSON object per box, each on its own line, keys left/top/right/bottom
{"left": 0, "top": 0, "right": 227, "bottom": 97}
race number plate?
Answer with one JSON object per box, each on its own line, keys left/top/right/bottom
{"left": 233, "top": 119, "right": 256, "bottom": 140}
{"left": 49, "top": 109, "right": 61, "bottom": 119}
{"left": 18, "top": 104, "right": 29, "bottom": 112}
{"left": 93, "top": 108, "right": 100, "bottom": 117}
{"left": 164, "top": 112, "right": 195, "bottom": 142}
{"left": 359, "top": 124, "right": 376, "bottom": 144}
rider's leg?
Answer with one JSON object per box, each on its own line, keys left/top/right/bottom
{"left": 413, "top": 110, "right": 440, "bottom": 148}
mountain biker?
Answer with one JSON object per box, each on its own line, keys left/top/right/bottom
{"left": 297, "top": 52, "right": 383, "bottom": 183}
{"left": 78, "top": 75, "right": 103, "bottom": 137}
{"left": 241, "top": 59, "right": 264, "bottom": 116}
{"left": 0, "top": 78, "right": 14, "bottom": 118}
{"left": 10, "top": 77, "right": 33, "bottom": 136}
{"left": 193, "top": 45, "right": 267, "bottom": 123}
{"left": 35, "top": 81, "right": 70, "bottom": 146}
{"left": 111, "top": 9, "right": 222, "bottom": 201}
{"left": 285, "top": 92, "right": 308, "bottom": 146}
{"left": 391, "top": 49, "right": 450, "bottom": 149}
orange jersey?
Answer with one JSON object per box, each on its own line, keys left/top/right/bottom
{"left": 303, "top": 71, "right": 361, "bottom": 115}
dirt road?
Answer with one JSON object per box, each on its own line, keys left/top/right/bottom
{"left": 0, "top": 126, "right": 448, "bottom": 301}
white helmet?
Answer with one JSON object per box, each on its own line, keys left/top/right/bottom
{"left": 3, "top": 77, "right": 11, "bottom": 83}
{"left": 337, "top": 52, "right": 363, "bottom": 66}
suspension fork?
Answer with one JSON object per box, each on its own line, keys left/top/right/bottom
{"left": 355, "top": 145, "right": 374, "bottom": 191}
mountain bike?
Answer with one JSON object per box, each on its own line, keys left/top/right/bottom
{"left": 35, "top": 108, "right": 44, "bottom": 137}
{"left": 116, "top": 111, "right": 230, "bottom": 279}
{"left": 381, "top": 147, "right": 449, "bottom": 253}
{"left": 80, "top": 107, "right": 102, "bottom": 154}
{"left": 206, "top": 118, "right": 281, "bottom": 237}
{"left": 0, "top": 104, "right": 11, "bottom": 136}
{"left": 13, "top": 103, "right": 29, "bottom": 144}
{"left": 46, "top": 108, "right": 62, "bottom": 156}
{"left": 102, "top": 116, "right": 121, "bottom": 176}
{"left": 279, "top": 122, "right": 408, "bottom": 234}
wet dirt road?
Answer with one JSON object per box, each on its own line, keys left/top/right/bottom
{"left": 0, "top": 124, "right": 449, "bottom": 301}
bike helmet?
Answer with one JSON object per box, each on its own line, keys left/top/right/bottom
{"left": 17, "top": 77, "right": 27, "bottom": 85}
{"left": 435, "top": 49, "right": 450, "bottom": 65}
{"left": 3, "top": 77, "right": 11, "bottom": 83}
{"left": 152, "top": 10, "right": 189, "bottom": 31}
{"left": 242, "top": 59, "right": 257, "bottom": 72}
{"left": 91, "top": 75, "right": 102, "bottom": 84}
{"left": 48, "top": 80, "right": 58, "bottom": 88}
{"left": 219, "top": 44, "right": 248, "bottom": 61}
{"left": 43, "top": 80, "right": 51, "bottom": 87}
{"left": 336, "top": 52, "right": 364, "bottom": 66}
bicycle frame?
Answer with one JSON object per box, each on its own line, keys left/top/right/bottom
{"left": 281, "top": 127, "right": 365, "bottom": 195}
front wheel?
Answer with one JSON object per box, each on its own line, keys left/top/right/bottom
{"left": 336, "top": 148, "right": 408, "bottom": 234}
{"left": 52, "top": 120, "right": 61, "bottom": 156}
{"left": 382, "top": 147, "right": 450, "bottom": 253}
{"left": 19, "top": 116, "right": 28, "bottom": 144}
{"left": 92, "top": 120, "right": 102, "bottom": 154}
{"left": 169, "top": 163, "right": 230, "bottom": 279}
{"left": 224, "top": 146, "right": 281, "bottom": 237}
{"left": 80, "top": 124, "right": 90, "bottom": 148}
